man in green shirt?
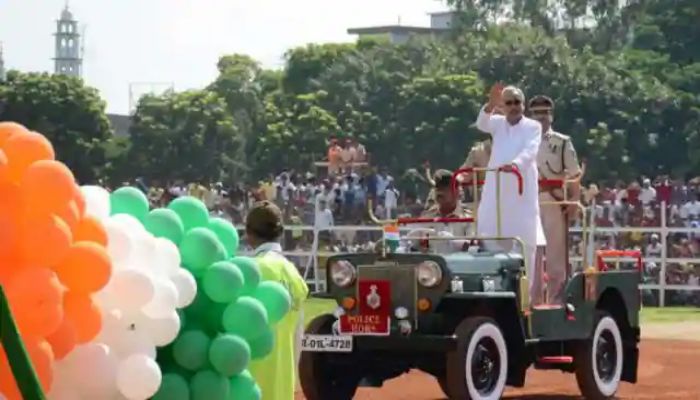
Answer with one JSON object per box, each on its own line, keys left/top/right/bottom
{"left": 246, "top": 201, "right": 309, "bottom": 400}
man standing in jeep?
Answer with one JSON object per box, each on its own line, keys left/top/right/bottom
{"left": 530, "top": 95, "right": 582, "bottom": 305}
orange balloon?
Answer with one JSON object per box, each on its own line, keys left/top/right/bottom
{"left": 0, "top": 183, "right": 22, "bottom": 275}
{"left": 19, "top": 160, "right": 75, "bottom": 216}
{"left": 0, "top": 345, "right": 21, "bottom": 400}
{"left": 19, "top": 214, "right": 72, "bottom": 268}
{"left": 0, "top": 122, "right": 29, "bottom": 149}
{"left": 56, "top": 200, "right": 80, "bottom": 232}
{"left": 3, "top": 131, "right": 54, "bottom": 183}
{"left": 0, "top": 149, "right": 8, "bottom": 183}
{"left": 23, "top": 338, "right": 54, "bottom": 393}
{"left": 73, "top": 215, "right": 108, "bottom": 246}
{"left": 46, "top": 318, "right": 77, "bottom": 360}
{"left": 5, "top": 267, "right": 64, "bottom": 338}
{"left": 54, "top": 241, "right": 112, "bottom": 294}
{"left": 63, "top": 292, "right": 102, "bottom": 344}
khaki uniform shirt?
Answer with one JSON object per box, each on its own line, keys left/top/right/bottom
{"left": 460, "top": 140, "right": 492, "bottom": 212}
{"left": 419, "top": 202, "right": 472, "bottom": 238}
{"left": 537, "top": 130, "right": 581, "bottom": 200}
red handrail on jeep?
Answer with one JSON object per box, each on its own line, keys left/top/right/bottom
{"left": 595, "top": 249, "right": 643, "bottom": 272}
{"left": 396, "top": 216, "right": 475, "bottom": 225}
{"left": 451, "top": 166, "right": 524, "bottom": 195}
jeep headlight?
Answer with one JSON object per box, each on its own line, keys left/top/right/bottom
{"left": 417, "top": 261, "right": 442, "bottom": 287}
{"left": 330, "top": 260, "right": 356, "bottom": 287}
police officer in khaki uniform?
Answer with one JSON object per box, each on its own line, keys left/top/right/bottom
{"left": 420, "top": 169, "right": 472, "bottom": 239}
{"left": 459, "top": 139, "right": 492, "bottom": 211}
{"left": 529, "top": 95, "right": 582, "bottom": 305}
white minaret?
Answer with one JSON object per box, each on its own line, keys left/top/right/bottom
{"left": 53, "top": 4, "right": 82, "bottom": 78}
{"left": 0, "top": 42, "right": 6, "bottom": 81}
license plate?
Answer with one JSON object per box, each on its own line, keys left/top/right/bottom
{"left": 301, "top": 334, "right": 353, "bottom": 352}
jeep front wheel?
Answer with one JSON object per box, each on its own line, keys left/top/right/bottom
{"left": 574, "top": 311, "right": 623, "bottom": 400}
{"left": 299, "top": 314, "right": 359, "bottom": 400}
{"left": 446, "top": 317, "right": 508, "bottom": 400}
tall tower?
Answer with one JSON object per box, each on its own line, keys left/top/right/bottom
{"left": 53, "top": 4, "right": 82, "bottom": 78}
{"left": 0, "top": 42, "right": 6, "bottom": 81}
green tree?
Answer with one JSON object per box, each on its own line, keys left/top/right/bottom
{"left": 0, "top": 71, "right": 112, "bottom": 182}
{"left": 128, "top": 89, "right": 244, "bottom": 184}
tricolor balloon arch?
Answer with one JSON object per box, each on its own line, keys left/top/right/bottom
{"left": 0, "top": 122, "right": 293, "bottom": 400}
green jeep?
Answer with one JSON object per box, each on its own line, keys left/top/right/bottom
{"left": 299, "top": 168, "right": 641, "bottom": 400}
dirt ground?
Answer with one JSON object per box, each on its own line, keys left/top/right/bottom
{"left": 295, "top": 332, "right": 700, "bottom": 399}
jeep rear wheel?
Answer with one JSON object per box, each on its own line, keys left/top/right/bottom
{"left": 299, "top": 314, "right": 359, "bottom": 400}
{"left": 446, "top": 317, "right": 508, "bottom": 400}
{"left": 574, "top": 311, "right": 623, "bottom": 400}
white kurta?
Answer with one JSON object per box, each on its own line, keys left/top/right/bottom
{"left": 475, "top": 106, "right": 545, "bottom": 279}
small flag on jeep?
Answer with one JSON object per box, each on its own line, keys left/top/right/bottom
{"left": 383, "top": 224, "right": 400, "bottom": 252}
{"left": 383, "top": 224, "right": 400, "bottom": 241}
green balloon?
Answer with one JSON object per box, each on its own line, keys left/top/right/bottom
{"left": 179, "top": 228, "right": 226, "bottom": 276}
{"left": 110, "top": 186, "right": 149, "bottom": 220}
{"left": 152, "top": 373, "right": 190, "bottom": 400}
{"left": 168, "top": 196, "right": 210, "bottom": 232}
{"left": 144, "top": 208, "right": 185, "bottom": 245}
{"left": 203, "top": 261, "right": 244, "bottom": 303}
{"left": 209, "top": 334, "right": 251, "bottom": 377}
{"left": 190, "top": 369, "right": 229, "bottom": 400}
{"left": 248, "top": 326, "right": 274, "bottom": 360}
{"left": 184, "top": 288, "right": 212, "bottom": 324}
{"left": 229, "top": 370, "right": 262, "bottom": 400}
{"left": 230, "top": 257, "right": 261, "bottom": 295}
{"left": 172, "top": 330, "right": 211, "bottom": 371}
{"left": 203, "top": 302, "right": 227, "bottom": 335}
{"left": 209, "top": 218, "right": 240, "bottom": 258}
{"left": 222, "top": 296, "right": 268, "bottom": 341}
{"left": 252, "top": 281, "right": 291, "bottom": 324}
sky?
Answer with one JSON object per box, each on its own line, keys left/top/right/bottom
{"left": 0, "top": 0, "right": 447, "bottom": 114}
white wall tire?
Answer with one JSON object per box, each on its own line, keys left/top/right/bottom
{"left": 575, "top": 312, "right": 623, "bottom": 400}
{"left": 446, "top": 317, "right": 508, "bottom": 400}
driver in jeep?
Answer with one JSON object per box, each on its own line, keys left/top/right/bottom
{"left": 409, "top": 169, "right": 472, "bottom": 253}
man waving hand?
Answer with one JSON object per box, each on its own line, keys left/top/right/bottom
{"left": 475, "top": 83, "right": 545, "bottom": 298}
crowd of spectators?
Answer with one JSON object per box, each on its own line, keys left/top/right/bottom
{"left": 128, "top": 163, "right": 700, "bottom": 306}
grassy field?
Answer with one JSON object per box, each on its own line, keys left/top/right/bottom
{"left": 301, "top": 299, "right": 700, "bottom": 328}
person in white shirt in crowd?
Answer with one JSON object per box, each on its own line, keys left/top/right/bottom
{"left": 475, "top": 83, "right": 545, "bottom": 302}
{"left": 314, "top": 200, "right": 335, "bottom": 247}
{"left": 376, "top": 168, "right": 391, "bottom": 199}
{"left": 645, "top": 233, "right": 663, "bottom": 258}
{"left": 681, "top": 193, "right": 700, "bottom": 225}
{"left": 639, "top": 178, "right": 657, "bottom": 206}
{"left": 384, "top": 180, "right": 400, "bottom": 219}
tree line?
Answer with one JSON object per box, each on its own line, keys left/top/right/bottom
{"left": 0, "top": 0, "right": 698, "bottom": 186}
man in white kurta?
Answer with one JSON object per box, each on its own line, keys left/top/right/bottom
{"left": 475, "top": 84, "right": 545, "bottom": 299}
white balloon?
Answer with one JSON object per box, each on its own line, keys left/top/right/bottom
{"left": 107, "top": 269, "right": 155, "bottom": 313}
{"left": 61, "top": 343, "right": 118, "bottom": 399}
{"left": 47, "top": 381, "right": 82, "bottom": 400}
{"left": 116, "top": 355, "right": 162, "bottom": 400}
{"left": 111, "top": 214, "right": 145, "bottom": 233}
{"left": 81, "top": 185, "right": 111, "bottom": 221}
{"left": 95, "top": 308, "right": 125, "bottom": 346}
{"left": 169, "top": 268, "right": 197, "bottom": 308}
{"left": 111, "top": 325, "right": 157, "bottom": 360}
{"left": 104, "top": 219, "right": 134, "bottom": 267}
{"left": 142, "top": 279, "right": 178, "bottom": 319}
{"left": 154, "top": 238, "right": 181, "bottom": 277}
{"left": 140, "top": 311, "right": 181, "bottom": 347}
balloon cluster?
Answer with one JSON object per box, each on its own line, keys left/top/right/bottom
{"left": 148, "top": 196, "right": 293, "bottom": 400}
{"left": 47, "top": 186, "right": 199, "bottom": 399}
{"left": 0, "top": 123, "right": 112, "bottom": 398}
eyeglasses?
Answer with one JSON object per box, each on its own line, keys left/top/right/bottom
{"left": 532, "top": 109, "right": 552, "bottom": 115}
{"left": 504, "top": 99, "right": 522, "bottom": 106}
